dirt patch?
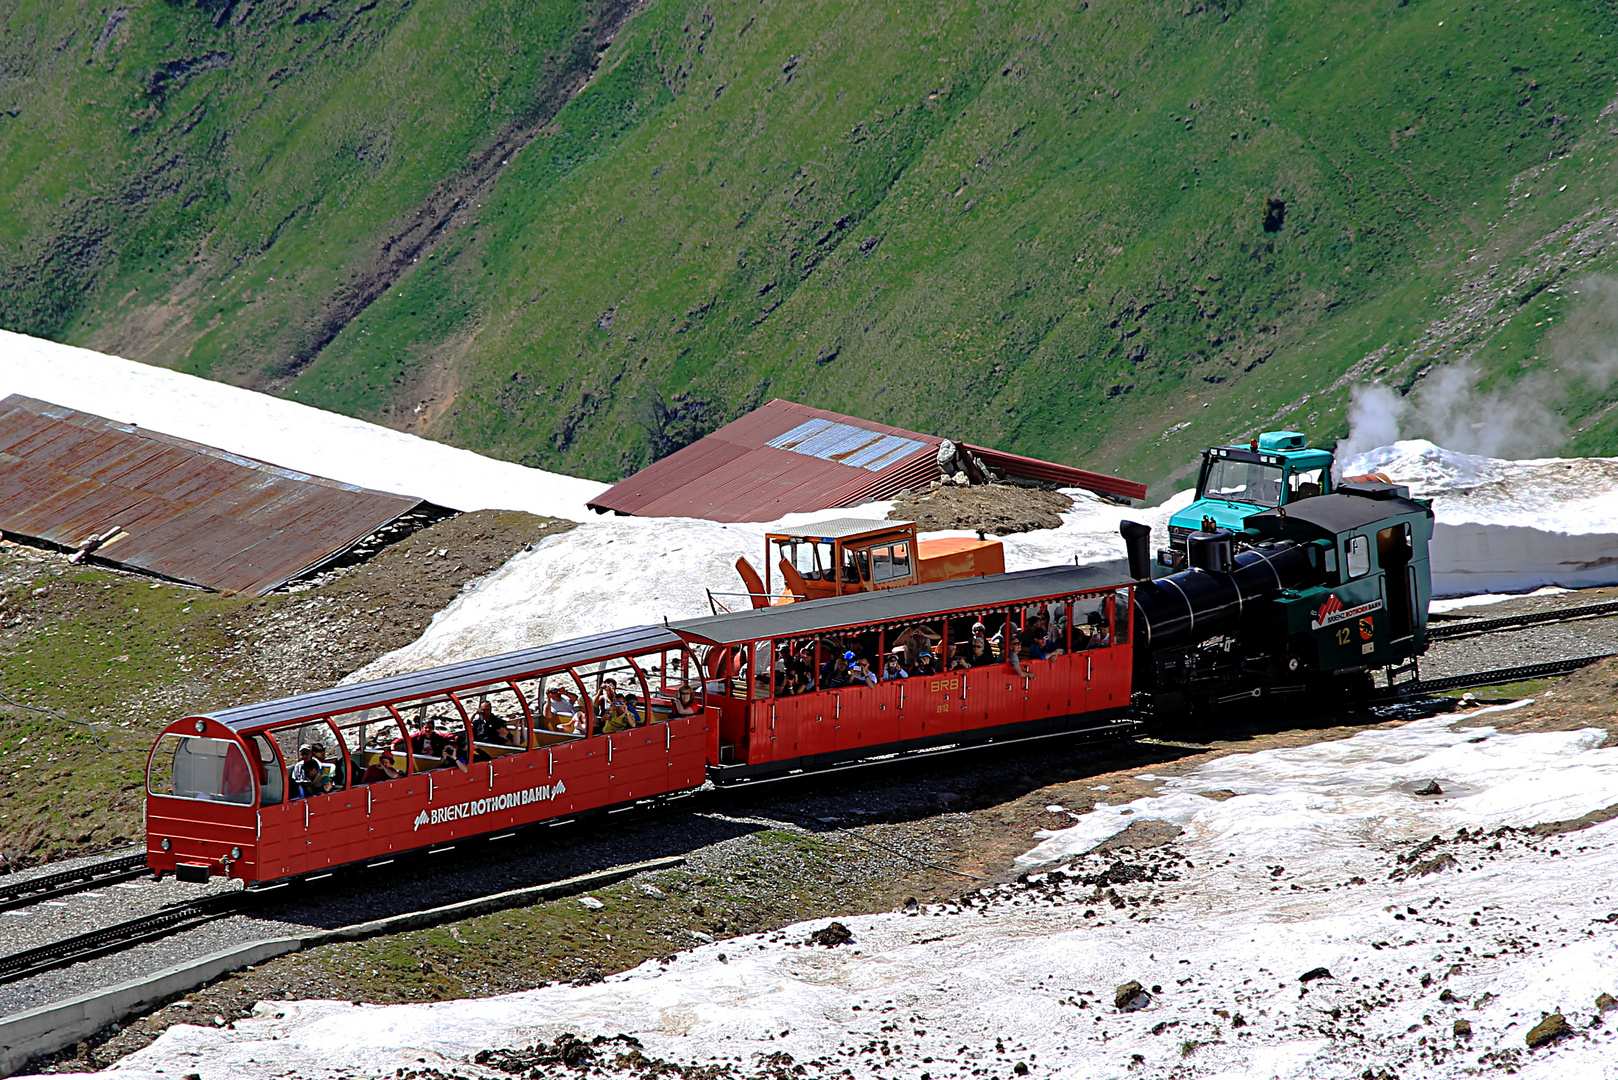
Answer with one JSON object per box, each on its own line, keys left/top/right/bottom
{"left": 239, "top": 510, "right": 574, "bottom": 692}
{"left": 889, "top": 484, "right": 1074, "bottom": 535}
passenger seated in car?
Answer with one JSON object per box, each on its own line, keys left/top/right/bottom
{"left": 881, "top": 654, "right": 908, "bottom": 682}
{"left": 593, "top": 678, "right": 624, "bottom": 716}
{"left": 433, "top": 743, "right": 468, "bottom": 771}
{"left": 601, "top": 699, "right": 638, "bottom": 734}
{"left": 289, "top": 746, "right": 332, "bottom": 798}
{"left": 484, "top": 716, "right": 518, "bottom": 746}
{"left": 362, "top": 752, "right": 403, "bottom": 783}
{"left": 472, "top": 700, "right": 499, "bottom": 741}
{"left": 911, "top": 650, "right": 939, "bottom": 677}
{"left": 848, "top": 656, "right": 877, "bottom": 687}
{"left": 403, "top": 717, "right": 456, "bottom": 756}
{"left": 671, "top": 686, "right": 699, "bottom": 716}
{"left": 1084, "top": 610, "right": 1112, "bottom": 648}
{"left": 1008, "top": 638, "right": 1037, "bottom": 680}
{"left": 968, "top": 636, "right": 995, "bottom": 667}
{"left": 821, "top": 653, "right": 853, "bottom": 688}
{"left": 622, "top": 692, "right": 643, "bottom": 725}
{"left": 543, "top": 686, "right": 583, "bottom": 733}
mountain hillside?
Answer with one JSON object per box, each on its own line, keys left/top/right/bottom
{"left": 5, "top": 0, "right": 1618, "bottom": 492}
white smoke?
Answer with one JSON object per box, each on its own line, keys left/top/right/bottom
{"left": 1337, "top": 274, "right": 1618, "bottom": 466}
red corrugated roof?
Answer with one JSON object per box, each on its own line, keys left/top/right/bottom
{"left": 0, "top": 395, "right": 426, "bottom": 595}
{"left": 588, "top": 399, "right": 1145, "bottom": 522}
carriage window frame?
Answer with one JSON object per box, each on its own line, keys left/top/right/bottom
{"left": 147, "top": 734, "right": 256, "bottom": 805}
{"left": 1345, "top": 534, "right": 1371, "bottom": 579}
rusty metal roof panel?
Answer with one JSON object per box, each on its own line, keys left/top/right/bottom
{"left": 0, "top": 395, "right": 425, "bottom": 595}
{"left": 588, "top": 398, "right": 1144, "bottom": 522}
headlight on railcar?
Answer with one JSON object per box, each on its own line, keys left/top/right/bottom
{"left": 160, "top": 838, "right": 172, "bottom": 851}
{"left": 230, "top": 847, "right": 242, "bottom": 859}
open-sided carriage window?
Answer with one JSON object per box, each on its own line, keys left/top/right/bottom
{"left": 267, "top": 719, "right": 345, "bottom": 799}
{"left": 385, "top": 693, "right": 468, "bottom": 771}
{"left": 248, "top": 734, "right": 284, "bottom": 806}
{"left": 514, "top": 673, "right": 589, "bottom": 739}
{"left": 575, "top": 655, "right": 654, "bottom": 726}
{"left": 887, "top": 621, "right": 942, "bottom": 673}
{"left": 148, "top": 734, "right": 255, "bottom": 805}
{"left": 332, "top": 706, "right": 407, "bottom": 784}
{"left": 453, "top": 683, "right": 529, "bottom": 756}
{"left": 1072, "top": 593, "right": 1115, "bottom": 649}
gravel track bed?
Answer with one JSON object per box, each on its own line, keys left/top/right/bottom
{"left": 0, "top": 846, "right": 143, "bottom": 888}
{"left": 1419, "top": 616, "right": 1618, "bottom": 679}
{"left": 0, "top": 874, "right": 230, "bottom": 957}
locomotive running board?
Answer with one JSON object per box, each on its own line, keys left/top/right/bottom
{"left": 707, "top": 709, "right": 1138, "bottom": 786}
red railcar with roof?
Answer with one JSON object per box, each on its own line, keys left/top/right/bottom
{"left": 146, "top": 565, "right": 1136, "bottom": 885}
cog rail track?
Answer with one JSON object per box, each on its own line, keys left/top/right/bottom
{"left": 1384, "top": 653, "right": 1617, "bottom": 698}
{"left": 0, "top": 853, "right": 149, "bottom": 914}
{"left": 0, "top": 891, "right": 251, "bottom": 986}
{"left": 1428, "top": 599, "right": 1618, "bottom": 640}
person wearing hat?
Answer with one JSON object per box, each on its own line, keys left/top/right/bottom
{"left": 912, "top": 650, "right": 939, "bottom": 677}
{"left": 289, "top": 744, "right": 331, "bottom": 799}
{"left": 849, "top": 655, "right": 877, "bottom": 687}
{"left": 880, "top": 653, "right": 909, "bottom": 682}
{"left": 362, "top": 751, "right": 403, "bottom": 784}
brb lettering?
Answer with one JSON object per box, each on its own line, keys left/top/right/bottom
{"left": 411, "top": 781, "right": 566, "bottom": 831}
{"left": 928, "top": 676, "right": 960, "bottom": 713}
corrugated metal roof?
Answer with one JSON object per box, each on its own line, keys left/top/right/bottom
{"left": 0, "top": 395, "right": 426, "bottom": 595}
{"left": 589, "top": 399, "right": 1146, "bottom": 522}
{"left": 203, "top": 625, "right": 684, "bottom": 732}
{"left": 671, "top": 562, "right": 1129, "bottom": 645}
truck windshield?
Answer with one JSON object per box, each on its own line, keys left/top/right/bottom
{"left": 148, "top": 734, "right": 255, "bottom": 804}
{"left": 1202, "top": 458, "right": 1285, "bottom": 507}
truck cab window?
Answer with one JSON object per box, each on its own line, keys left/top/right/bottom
{"left": 1288, "top": 467, "right": 1325, "bottom": 501}
{"left": 1203, "top": 458, "right": 1284, "bottom": 507}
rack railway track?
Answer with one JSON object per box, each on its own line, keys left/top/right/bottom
{"left": 0, "top": 854, "right": 149, "bottom": 915}
{"left": 1427, "top": 598, "right": 1618, "bottom": 640}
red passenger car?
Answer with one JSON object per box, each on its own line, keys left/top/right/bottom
{"left": 146, "top": 627, "right": 710, "bottom": 884}
{"left": 147, "top": 565, "right": 1136, "bottom": 884}
{"left": 674, "top": 563, "right": 1135, "bottom": 779}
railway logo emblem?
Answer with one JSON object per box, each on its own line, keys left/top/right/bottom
{"left": 1310, "top": 593, "right": 1383, "bottom": 631}
{"left": 414, "top": 781, "right": 567, "bottom": 831}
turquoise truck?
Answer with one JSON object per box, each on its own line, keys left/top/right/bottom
{"left": 1158, "top": 430, "right": 1343, "bottom": 570}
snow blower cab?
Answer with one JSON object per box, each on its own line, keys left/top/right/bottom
{"left": 718, "top": 518, "right": 1005, "bottom": 612}
{"left": 1160, "top": 431, "right": 1338, "bottom": 570}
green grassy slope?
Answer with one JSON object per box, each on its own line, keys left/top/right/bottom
{"left": 5, "top": 0, "right": 1618, "bottom": 490}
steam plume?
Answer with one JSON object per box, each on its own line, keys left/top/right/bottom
{"left": 1338, "top": 274, "right": 1618, "bottom": 465}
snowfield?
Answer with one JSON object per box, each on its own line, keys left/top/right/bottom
{"left": 346, "top": 488, "right": 1193, "bottom": 680}
{"left": 0, "top": 329, "right": 608, "bottom": 521}
{"left": 1343, "top": 440, "right": 1618, "bottom": 596}
{"left": 74, "top": 702, "right": 1618, "bottom": 1080}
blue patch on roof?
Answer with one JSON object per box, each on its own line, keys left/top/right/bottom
{"left": 765, "top": 419, "right": 926, "bottom": 471}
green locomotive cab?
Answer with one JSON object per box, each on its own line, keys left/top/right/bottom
{"left": 1245, "top": 480, "right": 1434, "bottom": 680}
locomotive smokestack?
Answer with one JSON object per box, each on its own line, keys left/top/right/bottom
{"left": 1119, "top": 520, "right": 1153, "bottom": 581}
